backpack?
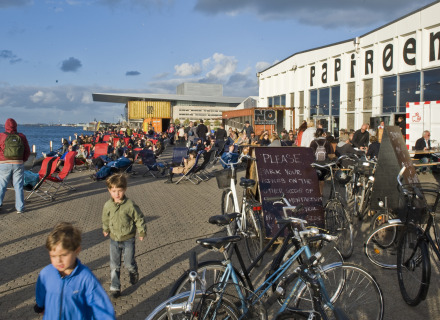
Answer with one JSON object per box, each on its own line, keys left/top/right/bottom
{"left": 315, "top": 139, "right": 327, "bottom": 162}
{"left": 3, "top": 132, "right": 24, "bottom": 160}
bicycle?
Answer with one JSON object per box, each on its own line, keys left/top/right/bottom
{"left": 312, "top": 156, "right": 354, "bottom": 259}
{"left": 167, "top": 197, "right": 383, "bottom": 319}
{"left": 146, "top": 252, "right": 240, "bottom": 320}
{"left": 345, "top": 154, "right": 376, "bottom": 221}
{"left": 364, "top": 196, "right": 405, "bottom": 269}
{"left": 396, "top": 166, "right": 440, "bottom": 306}
{"left": 217, "top": 153, "right": 264, "bottom": 266}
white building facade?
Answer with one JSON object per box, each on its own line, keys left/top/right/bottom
{"left": 258, "top": 1, "right": 440, "bottom": 135}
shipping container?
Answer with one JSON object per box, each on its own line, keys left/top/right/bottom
{"left": 128, "top": 101, "right": 171, "bottom": 119}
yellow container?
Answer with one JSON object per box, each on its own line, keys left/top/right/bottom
{"left": 128, "top": 101, "right": 171, "bottom": 119}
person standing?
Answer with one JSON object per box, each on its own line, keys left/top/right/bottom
{"left": 102, "top": 174, "right": 146, "bottom": 299}
{"left": 196, "top": 120, "right": 208, "bottom": 142}
{"left": 0, "top": 118, "right": 30, "bottom": 213}
{"left": 215, "top": 124, "right": 227, "bottom": 142}
{"left": 242, "top": 121, "right": 254, "bottom": 141}
{"left": 398, "top": 116, "right": 406, "bottom": 137}
{"left": 300, "top": 120, "right": 317, "bottom": 147}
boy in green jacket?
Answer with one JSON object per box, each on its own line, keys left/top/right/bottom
{"left": 102, "top": 174, "right": 146, "bottom": 299}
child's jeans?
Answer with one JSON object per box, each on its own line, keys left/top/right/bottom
{"left": 109, "top": 237, "right": 137, "bottom": 291}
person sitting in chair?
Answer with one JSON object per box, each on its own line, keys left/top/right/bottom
{"left": 415, "top": 130, "right": 433, "bottom": 173}
{"left": 221, "top": 144, "right": 239, "bottom": 169}
{"left": 164, "top": 150, "right": 197, "bottom": 184}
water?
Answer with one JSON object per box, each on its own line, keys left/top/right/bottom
{"left": 0, "top": 125, "right": 94, "bottom": 155}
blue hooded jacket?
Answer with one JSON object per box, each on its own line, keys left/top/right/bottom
{"left": 35, "top": 259, "right": 115, "bottom": 320}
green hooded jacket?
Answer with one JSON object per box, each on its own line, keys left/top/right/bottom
{"left": 102, "top": 197, "right": 146, "bottom": 241}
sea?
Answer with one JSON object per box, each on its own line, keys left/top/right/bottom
{"left": 0, "top": 125, "right": 94, "bottom": 155}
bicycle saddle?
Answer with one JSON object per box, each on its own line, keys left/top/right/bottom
{"left": 196, "top": 235, "right": 241, "bottom": 250}
{"left": 239, "top": 178, "right": 256, "bottom": 187}
{"left": 208, "top": 213, "right": 240, "bottom": 226}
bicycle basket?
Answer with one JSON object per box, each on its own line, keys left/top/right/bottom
{"left": 397, "top": 182, "right": 440, "bottom": 223}
{"left": 215, "top": 169, "right": 237, "bottom": 189}
{"left": 355, "top": 161, "right": 375, "bottom": 176}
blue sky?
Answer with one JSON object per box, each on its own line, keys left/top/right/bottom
{"left": 0, "top": 0, "right": 434, "bottom": 124}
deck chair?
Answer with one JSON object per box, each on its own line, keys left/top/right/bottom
{"left": 140, "top": 149, "right": 166, "bottom": 178}
{"left": 25, "top": 157, "right": 59, "bottom": 201}
{"left": 194, "top": 149, "right": 216, "bottom": 181}
{"left": 175, "top": 151, "right": 203, "bottom": 185}
{"left": 44, "top": 151, "right": 77, "bottom": 199}
{"left": 92, "top": 143, "right": 108, "bottom": 159}
{"left": 171, "top": 147, "right": 189, "bottom": 166}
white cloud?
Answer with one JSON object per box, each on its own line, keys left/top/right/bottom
{"left": 30, "top": 90, "right": 58, "bottom": 104}
{"left": 174, "top": 62, "right": 202, "bottom": 77}
{"left": 205, "top": 53, "right": 237, "bottom": 80}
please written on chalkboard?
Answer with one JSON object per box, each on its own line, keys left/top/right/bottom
{"left": 255, "top": 147, "right": 324, "bottom": 237}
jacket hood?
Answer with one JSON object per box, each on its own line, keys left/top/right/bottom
{"left": 5, "top": 118, "right": 17, "bottom": 133}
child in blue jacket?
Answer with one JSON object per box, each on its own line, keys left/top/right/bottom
{"left": 34, "top": 222, "right": 115, "bottom": 319}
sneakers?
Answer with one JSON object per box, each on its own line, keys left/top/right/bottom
{"left": 110, "top": 291, "right": 121, "bottom": 299}
{"left": 129, "top": 272, "right": 139, "bottom": 285}
{"left": 17, "top": 209, "right": 25, "bottom": 214}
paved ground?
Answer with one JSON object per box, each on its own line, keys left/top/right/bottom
{"left": 0, "top": 146, "right": 439, "bottom": 319}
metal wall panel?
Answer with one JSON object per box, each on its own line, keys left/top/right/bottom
{"left": 128, "top": 101, "right": 171, "bottom": 119}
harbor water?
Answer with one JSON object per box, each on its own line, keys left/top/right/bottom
{"left": 0, "top": 125, "right": 93, "bottom": 155}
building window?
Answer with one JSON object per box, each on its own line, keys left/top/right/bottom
{"left": 331, "top": 86, "right": 340, "bottom": 116}
{"left": 382, "top": 76, "right": 397, "bottom": 113}
{"left": 310, "top": 90, "right": 318, "bottom": 117}
{"left": 423, "top": 68, "right": 440, "bottom": 101}
{"left": 319, "top": 88, "right": 330, "bottom": 116}
{"left": 268, "top": 97, "right": 273, "bottom": 108}
{"left": 268, "top": 95, "right": 286, "bottom": 108}
{"left": 399, "top": 72, "right": 420, "bottom": 112}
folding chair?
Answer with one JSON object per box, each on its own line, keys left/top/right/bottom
{"left": 139, "top": 149, "right": 165, "bottom": 178}
{"left": 194, "top": 149, "right": 216, "bottom": 181}
{"left": 44, "top": 151, "right": 77, "bottom": 199}
{"left": 171, "top": 147, "right": 189, "bottom": 166}
{"left": 175, "top": 151, "right": 203, "bottom": 185}
{"left": 93, "top": 143, "right": 108, "bottom": 159}
{"left": 25, "top": 157, "right": 59, "bottom": 201}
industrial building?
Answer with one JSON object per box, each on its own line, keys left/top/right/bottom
{"left": 258, "top": 1, "right": 440, "bottom": 135}
{"left": 93, "top": 83, "right": 244, "bottom": 132}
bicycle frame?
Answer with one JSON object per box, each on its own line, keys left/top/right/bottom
{"left": 209, "top": 230, "right": 336, "bottom": 318}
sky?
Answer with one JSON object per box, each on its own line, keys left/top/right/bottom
{"left": 0, "top": 0, "right": 435, "bottom": 124}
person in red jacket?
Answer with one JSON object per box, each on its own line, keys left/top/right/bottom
{"left": 0, "top": 118, "right": 31, "bottom": 213}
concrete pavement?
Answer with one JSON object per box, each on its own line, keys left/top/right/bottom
{"left": 0, "top": 147, "right": 439, "bottom": 319}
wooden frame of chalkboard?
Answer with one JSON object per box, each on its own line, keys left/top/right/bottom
{"left": 252, "top": 147, "right": 325, "bottom": 238}
{"left": 370, "top": 126, "right": 419, "bottom": 211}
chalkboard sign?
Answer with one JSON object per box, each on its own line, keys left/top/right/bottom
{"left": 370, "top": 126, "right": 419, "bottom": 211}
{"left": 254, "top": 147, "right": 324, "bottom": 237}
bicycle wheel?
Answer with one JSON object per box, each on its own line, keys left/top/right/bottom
{"left": 148, "top": 292, "right": 240, "bottom": 320}
{"left": 221, "top": 188, "right": 237, "bottom": 236}
{"left": 169, "top": 261, "right": 246, "bottom": 297}
{"left": 194, "top": 292, "right": 241, "bottom": 320}
{"left": 359, "top": 186, "right": 372, "bottom": 221}
{"left": 324, "top": 200, "right": 353, "bottom": 259}
{"left": 364, "top": 222, "right": 404, "bottom": 269}
{"left": 287, "top": 263, "right": 384, "bottom": 320}
{"left": 370, "top": 210, "right": 396, "bottom": 232}
{"left": 244, "top": 206, "right": 264, "bottom": 266}
{"left": 397, "top": 224, "right": 431, "bottom": 306}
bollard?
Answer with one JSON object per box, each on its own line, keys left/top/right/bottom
{"left": 32, "top": 145, "right": 36, "bottom": 153}
{"left": 50, "top": 141, "right": 53, "bottom": 151}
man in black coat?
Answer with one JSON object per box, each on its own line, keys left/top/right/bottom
{"left": 351, "top": 124, "right": 369, "bottom": 151}
{"left": 196, "top": 120, "right": 208, "bottom": 141}
{"left": 215, "top": 124, "right": 227, "bottom": 141}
